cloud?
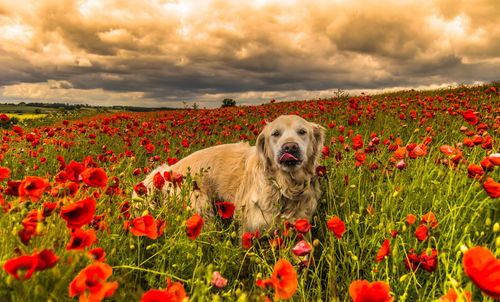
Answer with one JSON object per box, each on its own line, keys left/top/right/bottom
{"left": 0, "top": 0, "right": 498, "bottom": 108}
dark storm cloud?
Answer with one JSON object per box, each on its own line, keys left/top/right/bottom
{"left": 0, "top": 0, "right": 499, "bottom": 107}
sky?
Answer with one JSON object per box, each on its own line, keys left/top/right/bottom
{"left": 0, "top": 0, "right": 499, "bottom": 109}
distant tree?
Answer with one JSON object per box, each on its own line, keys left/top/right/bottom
{"left": 192, "top": 102, "right": 199, "bottom": 110}
{"left": 221, "top": 98, "right": 236, "bottom": 108}
{"left": 34, "top": 108, "right": 42, "bottom": 114}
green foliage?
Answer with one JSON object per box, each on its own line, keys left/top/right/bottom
{"left": 0, "top": 83, "right": 498, "bottom": 301}
{"left": 221, "top": 98, "right": 236, "bottom": 108}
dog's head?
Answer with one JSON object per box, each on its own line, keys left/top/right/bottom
{"left": 256, "top": 115, "right": 325, "bottom": 174}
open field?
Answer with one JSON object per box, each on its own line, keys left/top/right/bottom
{"left": 0, "top": 84, "right": 498, "bottom": 301}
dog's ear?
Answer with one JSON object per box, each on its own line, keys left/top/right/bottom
{"left": 256, "top": 129, "right": 274, "bottom": 171}
{"left": 305, "top": 122, "right": 326, "bottom": 174}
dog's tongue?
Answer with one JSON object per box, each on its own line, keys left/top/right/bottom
{"left": 280, "top": 153, "right": 298, "bottom": 162}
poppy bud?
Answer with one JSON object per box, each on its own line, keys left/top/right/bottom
{"left": 132, "top": 196, "right": 144, "bottom": 203}
{"left": 496, "top": 237, "right": 500, "bottom": 248}
{"left": 493, "top": 222, "right": 500, "bottom": 233}
{"left": 485, "top": 217, "right": 492, "bottom": 226}
{"left": 460, "top": 245, "right": 468, "bottom": 253}
{"left": 399, "top": 274, "right": 408, "bottom": 282}
{"left": 231, "top": 231, "right": 237, "bottom": 239}
{"left": 426, "top": 247, "right": 433, "bottom": 257}
{"left": 130, "top": 244, "right": 135, "bottom": 250}
{"left": 313, "top": 239, "right": 320, "bottom": 247}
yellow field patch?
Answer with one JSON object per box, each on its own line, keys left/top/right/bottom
{"left": 1, "top": 113, "right": 47, "bottom": 120}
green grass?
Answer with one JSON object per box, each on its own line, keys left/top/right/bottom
{"left": 0, "top": 83, "right": 498, "bottom": 301}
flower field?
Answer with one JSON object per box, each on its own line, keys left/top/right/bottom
{"left": 0, "top": 84, "right": 499, "bottom": 301}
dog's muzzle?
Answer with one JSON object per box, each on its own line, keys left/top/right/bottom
{"left": 278, "top": 142, "right": 302, "bottom": 168}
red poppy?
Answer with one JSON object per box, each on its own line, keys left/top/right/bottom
{"left": 152, "top": 172, "right": 165, "bottom": 189}
{"left": 315, "top": 165, "right": 327, "bottom": 177}
{"left": 60, "top": 197, "right": 96, "bottom": 228}
{"left": 483, "top": 178, "right": 500, "bottom": 198}
{"left": 421, "top": 211, "right": 438, "bottom": 228}
{"left": 376, "top": 239, "right": 390, "bottom": 262}
{"left": 352, "top": 135, "right": 363, "bottom": 150}
{"left": 349, "top": 280, "right": 392, "bottom": 302}
{"left": 87, "top": 247, "right": 107, "bottom": 262}
{"left": 415, "top": 225, "right": 428, "bottom": 241}
{"left": 463, "top": 246, "right": 500, "bottom": 299}
{"left": 141, "top": 278, "right": 187, "bottom": 302}
{"left": 35, "top": 249, "right": 59, "bottom": 271}
{"left": 462, "top": 109, "right": 479, "bottom": 125}
{"left": 134, "top": 182, "right": 148, "bottom": 195}
{"left": 80, "top": 167, "right": 108, "bottom": 187}
{"left": 3, "top": 255, "right": 38, "bottom": 280}
{"left": 66, "top": 228, "right": 97, "bottom": 250}
{"left": 327, "top": 216, "right": 345, "bottom": 239}
{"left": 294, "top": 219, "right": 312, "bottom": 233}
{"left": 4, "top": 180, "right": 21, "bottom": 196}
{"left": 216, "top": 202, "right": 235, "bottom": 219}
{"left": 439, "top": 145, "right": 455, "bottom": 155}
{"left": 242, "top": 230, "right": 259, "bottom": 249}
{"left": 211, "top": 271, "right": 228, "bottom": 289}
{"left": 185, "top": 214, "right": 203, "bottom": 240}
{"left": 439, "top": 288, "right": 471, "bottom": 301}
{"left": 292, "top": 240, "right": 312, "bottom": 256}
{"left": 406, "top": 214, "right": 416, "bottom": 225}
{"left": 65, "top": 160, "right": 85, "bottom": 182}
{"left": 404, "top": 249, "right": 420, "bottom": 272}
{"left": 257, "top": 259, "right": 297, "bottom": 301}
{"left": 4, "top": 249, "right": 59, "bottom": 280}
{"left": 467, "top": 164, "right": 484, "bottom": 179}
{"left": 164, "top": 171, "right": 184, "bottom": 188}
{"left": 419, "top": 248, "right": 438, "bottom": 272}
{"left": 0, "top": 166, "right": 11, "bottom": 180}
{"left": 18, "top": 176, "right": 49, "bottom": 202}
{"left": 130, "top": 215, "right": 159, "bottom": 240}
{"left": 489, "top": 153, "right": 500, "bottom": 166}
{"left": 69, "top": 262, "right": 118, "bottom": 302}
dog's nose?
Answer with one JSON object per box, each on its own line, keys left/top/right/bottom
{"left": 282, "top": 142, "right": 299, "bottom": 153}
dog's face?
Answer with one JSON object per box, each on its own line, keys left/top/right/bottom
{"left": 257, "top": 115, "right": 325, "bottom": 173}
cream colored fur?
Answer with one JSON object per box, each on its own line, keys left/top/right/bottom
{"left": 138, "top": 115, "right": 325, "bottom": 235}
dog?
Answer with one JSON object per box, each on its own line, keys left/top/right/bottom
{"left": 136, "top": 114, "right": 325, "bottom": 236}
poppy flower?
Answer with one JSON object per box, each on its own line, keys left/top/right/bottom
{"left": 65, "top": 160, "right": 85, "bottom": 182}
{"left": 216, "top": 202, "right": 235, "bottom": 219}
{"left": 134, "top": 182, "right": 147, "bottom": 195}
{"left": 3, "top": 255, "right": 38, "bottom": 280}
{"left": 0, "top": 166, "right": 11, "bottom": 180}
{"left": 463, "top": 246, "right": 500, "bottom": 299}
{"left": 439, "top": 288, "right": 471, "bottom": 301}
{"left": 242, "top": 230, "right": 259, "bottom": 249}
{"left": 164, "top": 171, "right": 183, "bottom": 188}
{"left": 185, "top": 214, "right": 203, "bottom": 240}
{"left": 211, "top": 271, "right": 228, "bottom": 289}
{"left": 421, "top": 211, "right": 438, "bottom": 228}
{"left": 467, "top": 164, "right": 484, "bottom": 179}
{"left": 4, "top": 180, "right": 21, "bottom": 196}
{"left": 439, "top": 145, "right": 455, "bottom": 155}
{"left": 18, "top": 176, "right": 49, "bottom": 202}
{"left": 327, "top": 216, "right": 345, "bottom": 239}
{"left": 315, "top": 165, "right": 327, "bottom": 177}
{"left": 60, "top": 197, "right": 96, "bottom": 228}
{"left": 87, "top": 247, "right": 107, "bottom": 262}
{"left": 483, "top": 178, "right": 500, "bottom": 198}
{"left": 419, "top": 248, "right": 438, "bottom": 272}
{"left": 404, "top": 249, "right": 420, "bottom": 272}
{"left": 69, "top": 262, "right": 118, "bottom": 302}
{"left": 406, "top": 214, "right": 416, "bottom": 225}
{"left": 349, "top": 280, "right": 392, "bottom": 302}
{"left": 462, "top": 109, "right": 479, "bottom": 125}
{"left": 292, "top": 240, "right": 312, "bottom": 256}
{"left": 489, "top": 153, "right": 500, "bottom": 166}
{"left": 257, "top": 259, "right": 297, "bottom": 301}
{"left": 294, "top": 219, "right": 312, "bottom": 233}
{"left": 415, "top": 225, "right": 428, "bottom": 241}
{"left": 352, "top": 135, "right": 363, "bottom": 150}
{"left": 141, "top": 278, "right": 187, "bottom": 302}
{"left": 35, "top": 249, "right": 59, "bottom": 271}
{"left": 376, "top": 239, "right": 390, "bottom": 262}
{"left": 152, "top": 172, "right": 165, "bottom": 189}
{"left": 66, "top": 228, "right": 97, "bottom": 250}
{"left": 80, "top": 167, "right": 108, "bottom": 187}
{"left": 130, "top": 215, "right": 159, "bottom": 240}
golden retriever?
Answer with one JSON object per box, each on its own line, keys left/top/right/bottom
{"left": 137, "top": 114, "right": 325, "bottom": 235}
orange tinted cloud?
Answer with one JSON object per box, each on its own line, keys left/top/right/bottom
{"left": 0, "top": 0, "right": 498, "bottom": 107}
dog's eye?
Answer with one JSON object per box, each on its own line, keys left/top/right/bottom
{"left": 298, "top": 129, "right": 307, "bottom": 135}
{"left": 271, "top": 130, "right": 281, "bottom": 137}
